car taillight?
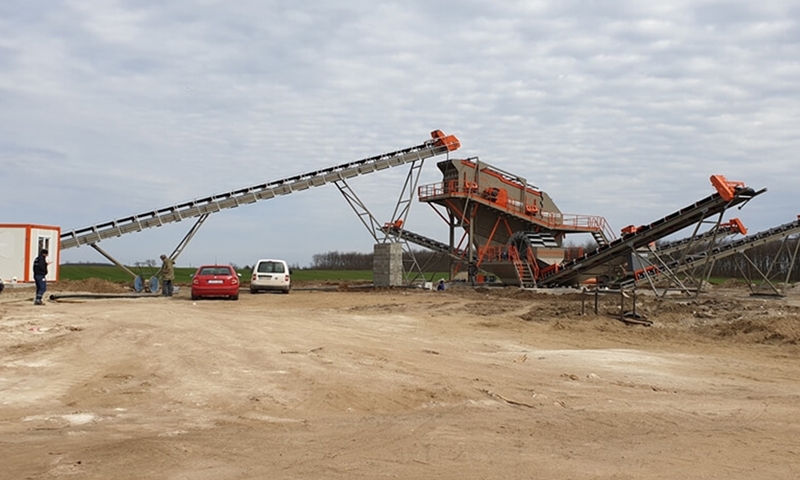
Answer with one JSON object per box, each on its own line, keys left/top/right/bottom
{"left": 192, "top": 278, "right": 199, "bottom": 285}
{"left": 232, "top": 278, "right": 239, "bottom": 285}
{"left": 251, "top": 274, "right": 257, "bottom": 281}
{"left": 285, "top": 275, "right": 289, "bottom": 281}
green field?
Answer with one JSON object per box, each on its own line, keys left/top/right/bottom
{"left": 58, "top": 264, "right": 456, "bottom": 285}
{"left": 58, "top": 264, "right": 376, "bottom": 284}
{"left": 57, "top": 265, "right": 753, "bottom": 287}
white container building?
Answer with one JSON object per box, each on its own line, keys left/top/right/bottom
{"left": 0, "top": 224, "right": 60, "bottom": 283}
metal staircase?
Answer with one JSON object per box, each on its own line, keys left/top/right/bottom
{"left": 591, "top": 230, "right": 610, "bottom": 247}
{"left": 513, "top": 255, "right": 537, "bottom": 288}
{"left": 507, "top": 231, "right": 557, "bottom": 287}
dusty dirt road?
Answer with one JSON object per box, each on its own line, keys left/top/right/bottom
{"left": 1, "top": 280, "right": 800, "bottom": 479}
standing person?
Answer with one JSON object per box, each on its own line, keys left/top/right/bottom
{"left": 468, "top": 262, "right": 478, "bottom": 287}
{"left": 159, "top": 254, "right": 175, "bottom": 297}
{"left": 32, "top": 248, "right": 48, "bottom": 305}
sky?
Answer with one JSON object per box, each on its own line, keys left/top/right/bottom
{"left": 1, "top": 0, "right": 798, "bottom": 268}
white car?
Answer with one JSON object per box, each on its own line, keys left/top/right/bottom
{"left": 250, "top": 259, "right": 291, "bottom": 294}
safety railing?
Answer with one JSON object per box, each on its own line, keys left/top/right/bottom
{"left": 418, "top": 180, "right": 610, "bottom": 235}
{"left": 477, "top": 245, "right": 511, "bottom": 263}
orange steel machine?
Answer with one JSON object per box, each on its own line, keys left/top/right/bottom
{"left": 416, "top": 157, "right": 615, "bottom": 286}
{"left": 409, "top": 159, "right": 765, "bottom": 287}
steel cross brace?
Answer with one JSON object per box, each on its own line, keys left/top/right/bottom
{"left": 633, "top": 211, "right": 729, "bottom": 299}
{"left": 734, "top": 235, "right": 800, "bottom": 296}
{"left": 169, "top": 213, "right": 210, "bottom": 262}
{"left": 85, "top": 212, "right": 210, "bottom": 292}
{"left": 335, "top": 179, "right": 384, "bottom": 243}
{"left": 334, "top": 159, "right": 430, "bottom": 284}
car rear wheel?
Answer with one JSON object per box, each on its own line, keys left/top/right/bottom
{"left": 232, "top": 294, "right": 239, "bottom": 301}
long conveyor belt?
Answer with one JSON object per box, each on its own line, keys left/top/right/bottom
{"left": 617, "top": 217, "right": 800, "bottom": 288}
{"left": 61, "top": 131, "right": 460, "bottom": 250}
{"left": 538, "top": 179, "right": 766, "bottom": 286}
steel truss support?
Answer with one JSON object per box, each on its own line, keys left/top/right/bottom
{"left": 335, "top": 179, "right": 383, "bottom": 243}
{"left": 676, "top": 212, "right": 730, "bottom": 296}
{"left": 733, "top": 234, "right": 800, "bottom": 297}
{"left": 630, "top": 246, "right": 694, "bottom": 297}
{"left": 87, "top": 213, "right": 211, "bottom": 292}
{"left": 635, "top": 211, "right": 729, "bottom": 299}
{"left": 335, "top": 159, "right": 427, "bottom": 243}
{"left": 89, "top": 243, "right": 138, "bottom": 280}
{"left": 169, "top": 213, "right": 210, "bottom": 262}
{"left": 624, "top": 216, "right": 800, "bottom": 299}
{"left": 335, "top": 159, "right": 433, "bottom": 285}
{"left": 385, "top": 159, "right": 430, "bottom": 283}
{"left": 784, "top": 236, "right": 800, "bottom": 286}
{"left": 387, "top": 160, "right": 425, "bottom": 241}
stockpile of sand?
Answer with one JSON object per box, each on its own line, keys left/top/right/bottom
{"left": 51, "top": 278, "right": 132, "bottom": 294}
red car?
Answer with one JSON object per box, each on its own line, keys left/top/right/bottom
{"left": 191, "top": 265, "right": 241, "bottom": 300}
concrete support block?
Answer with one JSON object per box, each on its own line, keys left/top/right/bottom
{"left": 373, "top": 243, "right": 403, "bottom": 286}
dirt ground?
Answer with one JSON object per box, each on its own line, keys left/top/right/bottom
{"left": 1, "top": 279, "right": 800, "bottom": 479}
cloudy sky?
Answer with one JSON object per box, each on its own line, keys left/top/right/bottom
{"left": 2, "top": 0, "right": 798, "bottom": 268}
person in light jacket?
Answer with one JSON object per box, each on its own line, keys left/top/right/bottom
{"left": 159, "top": 254, "right": 175, "bottom": 297}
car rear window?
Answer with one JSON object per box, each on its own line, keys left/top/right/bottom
{"left": 256, "top": 261, "right": 285, "bottom": 274}
{"left": 199, "top": 267, "right": 233, "bottom": 276}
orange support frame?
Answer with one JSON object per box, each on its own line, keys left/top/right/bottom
{"left": 430, "top": 130, "right": 461, "bottom": 152}
{"left": 475, "top": 216, "right": 515, "bottom": 265}
{"left": 710, "top": 175, "right": 745, "bottom": 202}
{"left": 723, "top": 218, "right": 747, "bottom": 235}
{"left": 621, "top": 225, "right": 641, "bottom": 235}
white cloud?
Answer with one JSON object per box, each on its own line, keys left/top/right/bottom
{"left": 1, "top": 0, "right": 798, "bottom": 268}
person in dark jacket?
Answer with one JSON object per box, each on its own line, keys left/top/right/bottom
{"left": 468, "top": 262, "right": 478, "bottom": 286}
{"left": 32, "top": 248, "right": 48, "bottom": 305}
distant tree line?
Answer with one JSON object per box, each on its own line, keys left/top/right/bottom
{"left": 707, "top": 238, "right": 800, "bottom": 282}
{"left": 310, "top": 249, "right": 451, "bottom": 271}
{"left": 310, "top": 251, "right": 373, "bottom": 270}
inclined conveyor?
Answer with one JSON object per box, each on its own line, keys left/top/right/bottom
{"left": 60, "top": 130, "right": 459, "bottom": 250}
{"left": 537, "top": 176, "right": 765, "bottom": 286}
{"left": 616, "top": 216, "right": 800, "bottom": 288}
